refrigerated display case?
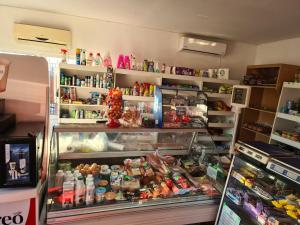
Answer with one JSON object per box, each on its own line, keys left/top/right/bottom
{"left": 46, "top": 125, "right": 229, "bottom": 225}
{"left": 215, "top": 141, "right": 300, "bottom": 225}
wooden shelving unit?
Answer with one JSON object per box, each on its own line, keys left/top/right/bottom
{"left": 270, "top": 82, "right": 300, "bottom": 149}
{"left": 238, "top": 64, "right": 300, "bottom": 144}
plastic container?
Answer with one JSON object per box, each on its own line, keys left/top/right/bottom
{"left": 75, "top": 176, "right": 86, "bottom": 206}
{"left": 95, "top": 187, "right": 106, "bottom": 203}
{"left": 85, "top": 181, "right": 95, "bottom": 206}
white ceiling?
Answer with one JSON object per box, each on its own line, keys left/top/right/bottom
{"left": 1, "top": 0, "right": 300, "bottom": 44}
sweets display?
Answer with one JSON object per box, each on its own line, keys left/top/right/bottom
{"left": 120, "top": 82, "right": 155, "bottom": 97}
{"left": 49, "top": 151, "right": 220, "bottom": 210}
{"left": 106, "top": 88, "right": 123, "bottom": 128}
{"left": 226, "top": 158, "right": 300, "bottom": 224}
{"left": 273, "top": 129, "right": 300, "bottom": 142}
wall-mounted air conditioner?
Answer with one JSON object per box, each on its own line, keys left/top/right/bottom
{"left": 14, "top": 23, "right": 72, "bottom": 49}
{"left": 179, "top": 36, "right": 227, "bottom": 56}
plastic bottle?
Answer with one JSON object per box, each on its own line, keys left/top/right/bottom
{"left": 76, "top": 48, "right": 81, "bottom": 65}
{"left": 62, "top": 181, "right": 75, "bottom": 208}
{"left": 55, "top": 170, "right": 65, "bottom": 188}
{"left": 85, "top": 179, "right": 95, "bottom": 206}
{"left": 75, "top": 176, "right": 86, "bottom": 206}
{"left": 81, "top": 49, "right": 87, "bottom": 65}
{"left": 94, "top": 53, "right": 103, "bottom": 66}
{"left": 87, "top": 53, "right": 94, "bottom": 66}
{"left": 61, "top": 49, "right": 68, "bottom": 64}
{"left": 96, "top": 74, "right": 100, "bottom": 88}
{"left": 103, "top": 52, "right": 112, "bottom": 67}
{"left": 133, "top": 82, "right": 140, "bottom": 96}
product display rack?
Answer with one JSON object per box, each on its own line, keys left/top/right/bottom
{"left": 215, "top": 141, "right": 300, "bottom": 225}
{"left": 238, "top": 64, "right": 300, "bottom": 144}
{"left": 46, "top": 125, "right": 229, "bottom": 225}
{"left": 270, "top": 82, "right": 300, "bottom": 150}
{"left": 57, "top": 63, "right": 239, "bottom": 153}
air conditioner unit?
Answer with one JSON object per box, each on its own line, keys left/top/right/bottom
{"left": 179, "top": 36, "right": 227, "bottom": 56}
{"left": 14, "top": 23, "right": 72, "bottom": 49}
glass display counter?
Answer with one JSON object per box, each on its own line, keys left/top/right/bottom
{"left": 47, "top": 125, "right": 229, "bottom": 225}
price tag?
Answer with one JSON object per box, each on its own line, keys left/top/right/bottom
{"left": 207, "top": 165, "right": 218, "bottom": 180}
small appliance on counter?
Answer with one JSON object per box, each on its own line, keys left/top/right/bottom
{"left": 0, "top": 122, "right": 45, "bottom": 187}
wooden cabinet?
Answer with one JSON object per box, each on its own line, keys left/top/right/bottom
{"left": 238, "top": 64, "right": 300, "bottom": 143}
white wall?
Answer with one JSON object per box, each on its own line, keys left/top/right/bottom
{"left": 0, "top": 53, "right": 48, "bottom": 122}
{"left": 255, "top": 37, "right": 300, "bottom": 65}
{"left": 0, "top": 6, "right": 256, "bottom": 80}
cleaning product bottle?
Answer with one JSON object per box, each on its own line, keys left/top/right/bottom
{"left": 94, "top": 53, "right": 103, "bottom": 66}
{"left": 81, "top": 49, "right": 87, "bottom": 65}
{"left": 75, "top": 176, "right": 86, "bottom": 206}
{"left": 103, "top": 52, "right": 112, "bottom": 67}
{"left": 61, "top": 49, "right": 68, "bottom": 64}
{"left": 87, "top": 53, "right": 94, "bottom": 66}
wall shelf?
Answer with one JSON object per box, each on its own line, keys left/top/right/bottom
{"left": 241, "top": 126, "right": 271, "bottom": 138}
{"left": 60, "top": 103, "right": 107, "bottom": 108}
{"left": 122, "top": 95, "right": 154, "bottom": 102}
{"left": 59, "top": 118, "right": 107, "bottom": 124}
{"left": 208, "top": 123, "right": 234, "bottom": 128}
{"left": 60, "top": 85, "right": 108, "bottom": 94}
{"left": 208, "top": 110, "right": 234, "bottom": 116}
{"left": 247, "top": 107, "right": 276, "bottom": 114}
{"left": 277, "top": 112, "right": 300, "bottom": 123}
{"left": 271, "top": 134, "right": 300, "bottom": 149}
{"left": 206, "top": 93, "right": 232, "bottom": 99}
{"left": 60, "top": 63, "right": 107, "bottom": 74}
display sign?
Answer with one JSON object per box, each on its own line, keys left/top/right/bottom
{"left": 5, "top": 144, "right": 31, "bottom": 185}
{"left": 218, "top": 202, "right": 241, "bottom": 225}
{"left": 0, "top": 198, "right": 36, "bottom": 225}
{"left": 231, "top": 85, "right": 251, "bottom": 108}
